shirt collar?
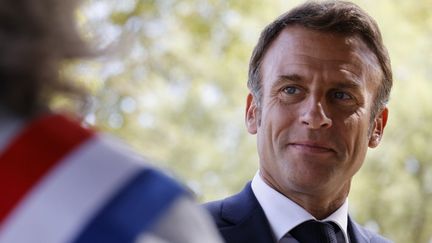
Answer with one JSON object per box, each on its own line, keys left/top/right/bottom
{"left": 251, "top": 171, "right": 349, "bottom": 242}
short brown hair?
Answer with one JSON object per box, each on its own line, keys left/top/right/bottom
{"left": 0, "top": 0, "right": 92, "bottom": 117}
{"left": 248, "top": 0, "right": 392, "bottom": 117}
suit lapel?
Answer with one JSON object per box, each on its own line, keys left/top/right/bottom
{"left": 219, "top": 183, "right": 275, "bottom": 243}
{"left": 216, "top": 182, "right": 378, "bottom": 243}
{"left": 348, "top": 216, "right": 370, "bottom": 243}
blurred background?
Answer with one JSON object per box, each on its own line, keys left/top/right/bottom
{"left": 65, "top": 0, "right": 432, "bottom": 242}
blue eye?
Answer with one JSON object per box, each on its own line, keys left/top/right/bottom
{"left": 334, "top": 91, "right": 351, "bottom": 100}
{"left": 283, "top": 87, "right": 300, "bottom": 95}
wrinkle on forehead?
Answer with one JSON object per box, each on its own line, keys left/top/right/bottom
{"left": 263, "top": 26, "right": 381, "bottom": 87}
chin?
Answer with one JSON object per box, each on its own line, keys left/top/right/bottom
{"left": 287, "top": 173, "right": 333, "bottom": 193}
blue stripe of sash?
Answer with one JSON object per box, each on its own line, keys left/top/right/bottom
{"left": 72, "top": 169, "right": 186, "bottom": 243}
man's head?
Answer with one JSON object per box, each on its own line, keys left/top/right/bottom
{"left": 0, "top": 0, "right": 91, "bottom": 117}
{"left": 248, "top": 0, "right": 392, "bottom": 121}
{"left": 245, "top": 1, "right": 392, "bottom": 216}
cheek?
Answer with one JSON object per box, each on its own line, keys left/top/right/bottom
{"left": 337, "top": 107, "right": 363, "bottom": 134}
{"left": 343, "top": 107, "right": 371, "bottom": 137}
{"left": 341, "top": 115, "right": 371, "bottom": 164}
{"left": 260, "top": 104, "right": 290, "bottom": 136}
{"left": 257, "top": 106, "right": 295, "bottom": 160}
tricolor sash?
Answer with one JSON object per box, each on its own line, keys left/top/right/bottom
{"left": 0, "top": 114, "right": 185, "bottom": 243}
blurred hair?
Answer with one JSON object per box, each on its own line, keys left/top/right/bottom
{"left": 248, "top": 0, "right": 392, "bottom": 118}
{"left": 0, "top": 0, "right": 92, "bottom": 117}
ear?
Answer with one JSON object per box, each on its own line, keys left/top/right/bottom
{"left": 245, "top": 93, "right": 259, "bottom": 134}
{"left": 368, "top": 107, "right": 388, "bottom": 148}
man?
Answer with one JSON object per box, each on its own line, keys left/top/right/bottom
{"left": 0, "top": 0, "right": 222, "bottom": 242}
{"left": 205, "top": 1, "right": 393, "bottom": 243}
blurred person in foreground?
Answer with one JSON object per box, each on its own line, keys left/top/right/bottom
{"left": 0, "top": 1, "right": 223, "bottom": 243}
{"left": 205, "top": 1, "right": 393, "bottom": 243}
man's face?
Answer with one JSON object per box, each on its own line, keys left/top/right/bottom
{"left": 246, "top": 26, "right": 388, "bottom": 198}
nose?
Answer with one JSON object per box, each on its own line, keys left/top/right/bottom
{"left": 299, "top": 99, "right": 332, "bottom": 129}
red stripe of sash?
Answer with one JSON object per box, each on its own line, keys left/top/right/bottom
{"left": 0, "top": 114, "right": 94, "bottom": 225}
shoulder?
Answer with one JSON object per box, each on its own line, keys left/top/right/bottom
{"left": 203, "top": 199, "right": 229, "bottom": 227}
{"left": 88, "top": 133, "right": 149, "bottom": 165}
{"left": 0, "top": 113, "right": 194, "bottom": 243}
{"left": 203, "top": 182, "right": 258, "bottom": 226}
{"left": 349, "top": 218, "right": 393, "bottom": 243}
{"left": 139, "top": 196, "right": 223, "bottom": 243}
{"left": 202, "top": 183, "right": 275, "bottom": 243}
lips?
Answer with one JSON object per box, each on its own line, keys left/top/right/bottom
{"left": 287, "top": 142, "right": 335, "bottom": 153}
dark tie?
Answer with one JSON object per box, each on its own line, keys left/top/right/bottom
{"left": 289, "top": 220, "right": 341, "bottom": 243}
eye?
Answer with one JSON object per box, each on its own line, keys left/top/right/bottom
{"left": 282, "top": 86, "right": 301, "bottom": 95}
{"left": 333, "top": 91, "right": 352, "bottom": 100}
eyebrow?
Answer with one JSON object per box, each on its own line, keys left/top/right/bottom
{"left": 271, "top": 74, "right": 303, "bottom": 89}
{"left": 278, "top": 74, "right": 303, "bottom": 83}
{"left": 332, "top": 77, "right": 362, "bottom": 91}
{"left": 276, "top": 74, "right": 362, "bottom": 90}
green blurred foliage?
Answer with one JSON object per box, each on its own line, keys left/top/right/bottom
{"left": 73, "top": 0, "right": 432, "bottom": 242}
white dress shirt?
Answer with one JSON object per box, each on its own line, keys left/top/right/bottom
{"left": 251, "top": 171, "right": 350, "bottom": 243}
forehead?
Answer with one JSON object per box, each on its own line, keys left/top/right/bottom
{"left": 261, "top": 26, "right": 381, "bottom": 88}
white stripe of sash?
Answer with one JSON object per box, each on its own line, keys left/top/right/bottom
{"left": 0, "top": 134, "right": 145, "bottom": 243}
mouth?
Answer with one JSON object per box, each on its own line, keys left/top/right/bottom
{"left": 287, "top": 142, "right": 335, "bottom": 154}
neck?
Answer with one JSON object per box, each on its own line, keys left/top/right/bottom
{"left": 289, "top": 190, "right": 348, "bottom": 220}
{"left": 261, "top": 174, "right": 350, "bottom": 219}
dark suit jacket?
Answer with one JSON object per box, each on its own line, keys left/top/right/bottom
{"left": 204, "top": 182, "right": 392, "bottom": 243}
